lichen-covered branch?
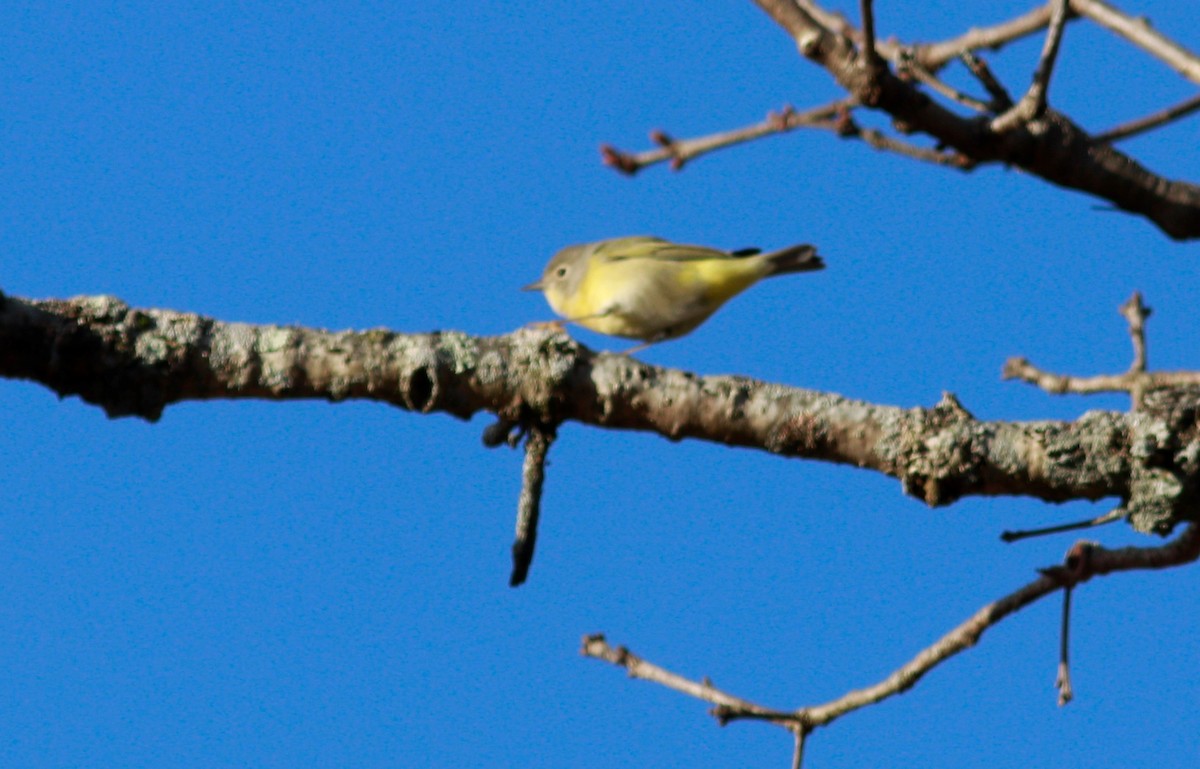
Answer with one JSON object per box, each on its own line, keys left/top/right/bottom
{"left": 5, "top": 291, "right": 1200, "bottom": 533}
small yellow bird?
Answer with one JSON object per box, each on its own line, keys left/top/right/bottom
{"left": 523, "top": 236, "right": 823, "bottom": 344}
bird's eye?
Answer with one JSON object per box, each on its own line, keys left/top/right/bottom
{"left": 555, "top": 266, "right": 568, "bottom": 278}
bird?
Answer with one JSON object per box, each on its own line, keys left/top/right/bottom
{"left": 523, "top": 235, "right": 823, "bottom": 345}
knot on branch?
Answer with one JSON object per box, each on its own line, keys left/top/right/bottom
{"left": 1124, "top": 407, "right": 1200, "bottom": 534}
{"left": 882, "top": 392, "right": 984, "bottom": 507}
{"left": 502, "top": 326, "right": 589, "bottom": 425}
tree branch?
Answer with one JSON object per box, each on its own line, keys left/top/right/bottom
{"left": 600, "top": 101, "right": 847, "bottom": 175}
{"left": 583, "top": 525, "right": 1200, "bottom": 766}
{"left": 6, "top": 290, "right": 1200, "bottom": 535}
{"left": 1001, "top": 291, "right": 1200, "bottom": 408}
{"left": 601, "top": 100, "right": 969, "bottom": 175}
{"left": 599, "top": 2, "right": 1200, "bottom": 237}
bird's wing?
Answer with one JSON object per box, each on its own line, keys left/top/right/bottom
{"left": 597, "top": 237, "right": 740, "bottom": 263}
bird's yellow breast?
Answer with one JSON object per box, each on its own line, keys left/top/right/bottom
{"left": 555, "top": 255, "right": 768, "bottom": 340}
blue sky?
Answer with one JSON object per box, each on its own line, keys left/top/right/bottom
{"left": 2, "top": 2, "right": 1198, "bottom": 767}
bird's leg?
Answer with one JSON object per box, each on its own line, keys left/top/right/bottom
{"left": 523, "top": 319, "right": 568, "bottom": 331}
{"left": 618, "top": 331, "right": 668, "bottom": 356}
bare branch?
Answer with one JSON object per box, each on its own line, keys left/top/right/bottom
{"left": 1071, "top": 0, "right": 1200, "bottom": 85}
{"left": 601, "top": 100, "right": 968, "bottom": 175}
{"left": 799, "top": 2, "right": 1056, "bottom": 73}
{"left": 832, "top": 107, "right": 973, "bottom": 166}
{"left": 580, "top": 634, "right": 792, "bottom": 723}
{"left": 1094, "top": 92, "right": 1200, "bottom": 143}
{"left": 1056, "top": 580, "right": 1076, "bottom": 706}
{"left": 1001, "top": 358, "right": 1200, "bottom": 396}
{"left": 746, "top": 0, "right": 1200, "bottom": 239}
{"left": 1002, "top": 291, "right": 1200, "bottom": 408}
{"left": 791, "top": 730, "right": 806, "bottom": 769}
{"left": 584, "top": 527, "right": 1200, "bottom": 761}
{"left": 600, "top": 101, "right": 846, "bottom": 175}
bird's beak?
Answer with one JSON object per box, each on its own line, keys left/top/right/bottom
{"left": 521, "top": 279, "right": 543, "bottom": 292}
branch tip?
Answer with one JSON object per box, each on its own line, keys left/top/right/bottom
{"left": 599, "top": 143, "right": 639, "bottom": 175}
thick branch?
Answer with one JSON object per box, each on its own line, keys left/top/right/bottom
{"left": 7, "top": 291, "right": 1200, "bottom": 519}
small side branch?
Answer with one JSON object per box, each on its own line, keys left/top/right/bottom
{"left": 1001, "top": 507, "right": 1124, "bottom": 542}
{"left": 510, "top": 423, "right": 555, "bottom": 587}
{"left": 601, "top": 101, "right": 846, "bottom": 175}
{"left": 580, "top": 634, "right": 795, "bottom": 724}
{"left": 858, "top": 0, "right": 881, "bottom": 71}
{"left": 960, "top": 52, "right": 1015, "bottom": 111}
{"left": 1003, "top": 292, "right": 1200, "bottom": 407}
{"left": 602, "top": 100, "right": 970, "bottom": 175}
{"left": 1120, "top": 291, "right": 1150, "bottom": 373}
{"left": 992, "top": 0, "right": 1071, "bottom": 131}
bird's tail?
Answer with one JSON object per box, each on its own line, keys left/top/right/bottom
{"left": 761, "top": 244, "right": 823, "bottom": 276}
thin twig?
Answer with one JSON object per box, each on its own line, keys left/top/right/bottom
{"left": 807, "top": 2, "right": 1058, "bottom": 73}
{"left": 1027, "top": 0, "right": 1072, "bottom": 114}
{"left": 899, "top": 52, "right": 993, "bottom": 112}
{"left": 510, "top": 423, "right": 555, "bottom": 587}
{"left": 600, "top": 101, "right": 847, "bottom": 175}
{"left": 601, "top": 99, "right": 970, "bottom": 175}
{"left": 1093, "top": 92, "right": 1200, "bottom": 143}
{"left": 1002, "top": 359, "right": 1200, "bottom": 396}
{"left": 992, "top": 0, "right": 1072, "bottom": 131}
{"left": 1001, "top": 508, "right": 1124, "bottom": 542}
{"left": 1056, "top": 585, "right": 1075, "bottom": 705}
{"left": 1054, "top": 540, "right": 1095, "bottom": 706}
{"left": 579, "top": 634, "right": 795, "bottom": 723}
{"left": 791, "top": 729, "right": 806, "bottom": 769}
{"left": 1071, "top": 0, "right": 1200, "bottom": 85}
{"left": 831, "top": 106, "right": 974, "bottom": 166}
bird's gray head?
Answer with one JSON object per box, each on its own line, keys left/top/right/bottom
{"left": 523, "top": 243, "right": 590, "bottom": 304}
